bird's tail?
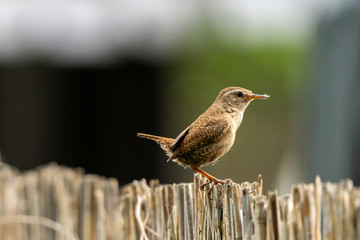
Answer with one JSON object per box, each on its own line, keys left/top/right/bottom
{"left": 137, "top": 133, "right": 174, "bottom": 157}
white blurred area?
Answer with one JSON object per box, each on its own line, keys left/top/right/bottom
{"left": 0, "top": 0, "right": 346, "bottom": 64}
{"left": 0, "top": 0, "right": 197, "bottom": 63}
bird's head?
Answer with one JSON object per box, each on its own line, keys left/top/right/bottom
{"left": 215, "top": 87, "right": 269, "bottom": 113}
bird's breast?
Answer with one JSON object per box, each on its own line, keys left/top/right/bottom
{"left": 231, "top": 111, "right": 243, "bottom": 130}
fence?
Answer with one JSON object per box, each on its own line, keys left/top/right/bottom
{"left": 0, "top": 162, "right": 359, "bottom": 239}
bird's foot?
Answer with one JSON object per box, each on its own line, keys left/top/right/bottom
{"left": 200, "top": 178, "right": 225, "bottom": 199}
{"left": 192, "top": 167, "right": 224, "bottom": 199}
{"left": 200, "top": 178, "right": 224, "bottom": 190}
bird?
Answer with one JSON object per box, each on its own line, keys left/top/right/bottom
{"left": 137, "top": 86, "right": 269, "bottom": 190}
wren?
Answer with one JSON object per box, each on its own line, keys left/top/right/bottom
{"left": 137, "top": 87, "right": 269, "bottom": 189}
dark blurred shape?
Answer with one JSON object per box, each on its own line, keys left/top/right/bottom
{"left": 308, "top": 1, "right": 360, "bottom": 185}
{"left": 0, "top": 61, "right": 164, "bottom": 185}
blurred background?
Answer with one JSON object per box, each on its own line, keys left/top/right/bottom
{"left": 0, "top": 0, "right": 359, "bottom": 194}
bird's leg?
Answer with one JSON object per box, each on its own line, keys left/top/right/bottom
{"left": 192, "top": 167, "right": 224, "bottom": 197}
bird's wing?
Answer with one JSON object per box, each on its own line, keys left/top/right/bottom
{"left": 170, "top": 126, "right": 190, "bottom": 151}
{"left": 168, "top": 119, "right": 230, "bottom": 160}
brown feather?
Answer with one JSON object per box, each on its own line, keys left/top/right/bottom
{"left": 136, "top": 133, "right": 174, "bottom": 157}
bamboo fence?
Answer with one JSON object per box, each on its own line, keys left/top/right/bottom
{"left": 0, "top": 162, "right": 359, "bottom": 240}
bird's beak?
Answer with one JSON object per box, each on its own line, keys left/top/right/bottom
{"left": 246, "top": 94, "right": 269, "bottom": 101}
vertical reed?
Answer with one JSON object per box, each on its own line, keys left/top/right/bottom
{"left": 1, "top": 162, "right": 360, "bottom": 240}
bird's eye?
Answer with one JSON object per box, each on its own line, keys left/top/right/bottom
{"left": 236, "top": 91, "right": 243, "bottom": 97}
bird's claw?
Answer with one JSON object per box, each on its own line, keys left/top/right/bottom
{"left": 200, "top": 178, "right": 225, "bottom": 199}
{"left": 200, "top": 181, "right": 210, "bottom": 191}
